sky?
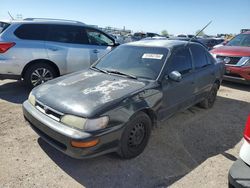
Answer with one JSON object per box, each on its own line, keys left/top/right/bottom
{"left": 1, "top": 0, "right": 249, "bottom": 35}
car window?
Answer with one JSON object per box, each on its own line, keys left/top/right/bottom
{"left": 191, "top": 45, "right": 209, "bottom": 69}
{"left": 86, "top": 29, "right": 114, "bottom": 46}
{"left": 227, "top": 34, "right": 250, "bottom": 47}
{"left": 0, "top": 22, "right": 10, "bottom": 34}
{"left": 47, "top": 25, "right": 89, "bottom": 44}
{"left": 167, "top": 47, "right": 192, "bottom": 75}
{"left": 14, "top": 24, "right": 48, "bottom": 40}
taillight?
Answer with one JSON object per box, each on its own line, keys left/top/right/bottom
{"left": 244, "top": 115, "right": 250, "bottom": 143}
{"left": 0, "top": 42, "right": 15, "bottom": 53}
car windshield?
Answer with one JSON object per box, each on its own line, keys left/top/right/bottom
{"left": 227, "top": 34, "right": 250, "bottom": 47}
{"left": 94, "top": 45, "right": 168, "bottom": 80}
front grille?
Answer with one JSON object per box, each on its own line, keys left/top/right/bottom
{"left": 217, "top": 55, "right": 241, "bottom": 65}
{"left": 35, "top": 100, "right": 64, "bottom": 121}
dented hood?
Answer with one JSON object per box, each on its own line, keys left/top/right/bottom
{"left": 33, "top": 69, "right": 147, "bottom": 118}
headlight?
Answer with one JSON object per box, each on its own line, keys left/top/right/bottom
{"left": 28, "top": 93, "right": 36, "bottom": 106}
{"left": 240, "top": 57, "right": 250, "bottom": 66}
{"left": 61, "top": 115, "right": 109, "bottom": 131}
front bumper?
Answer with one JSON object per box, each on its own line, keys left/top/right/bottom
{"left": 22, "top": 100, "right": 123, "bottom": 159}
{"left": 224, "top": 66, "right": 250, "bottom": 84}
{"left": 229, "top": 159, "right": 250, "bottom": 188}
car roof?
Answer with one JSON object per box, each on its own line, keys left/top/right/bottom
{"left": 0, "top": 18, "right": 86, "bottom": 27}
{"left": 125, "top": 39, "right": 192, "bottom": 49}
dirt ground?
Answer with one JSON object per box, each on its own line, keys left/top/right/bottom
{"left": 0, "top": 79, "right": 249, "bottom": 188}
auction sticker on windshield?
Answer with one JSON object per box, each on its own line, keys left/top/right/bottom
{"left": 142, "top": 53, "right": 163, "bottom": 60}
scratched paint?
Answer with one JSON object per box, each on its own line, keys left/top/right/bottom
{"left": 57, "top": 71, "right": 100, "bottom": 86}
{"left": 82, "top": 79, "right": 144, "bottom": 103}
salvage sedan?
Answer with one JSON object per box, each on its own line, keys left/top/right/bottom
{"left": 23, "top": 40, "right": 224, "bottom": 159}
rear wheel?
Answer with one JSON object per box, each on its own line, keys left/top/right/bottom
{"left": 24, "top": 63, "right": 57, "bottom": 88}
{"left": 118, "top": 112, "right": 152, "bottom": 159}
{"left": 199, "top": 83, "right": 218, "bottom": 109}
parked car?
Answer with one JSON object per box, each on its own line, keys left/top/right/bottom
{"left": 211, "top": 32, "right": 250, "bottom": 84}
{"left": 23, "top": 40, "right": 224, "bottom": 159}
{"left": 198, "top": 38, "right": 224, "bottom": 50}
{"left": 229, "top": 115, "right": 250, "bottom": 188}
{"left": 0, "top": 18, "right": 117, "bottom": 87}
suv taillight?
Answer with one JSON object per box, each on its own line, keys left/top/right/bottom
{"left": 244, "top": 115, "right": 250, "bottom": 143}
{"left": 0, "top": 42, "right": 15, "bottom": 53}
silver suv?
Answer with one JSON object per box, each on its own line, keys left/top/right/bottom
{"left": 0, "top": 18, "right": 117, "bottom": 87}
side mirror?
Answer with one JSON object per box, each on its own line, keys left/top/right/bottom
{"left": 168, "top": 71, "right": 182, "bottom": 82}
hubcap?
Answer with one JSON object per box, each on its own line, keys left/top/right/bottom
{"left": 31, "top": 68, "right": 53, "bottom": 86}
{"left": 128, "top": 123, "right": 145, "bottom": 148}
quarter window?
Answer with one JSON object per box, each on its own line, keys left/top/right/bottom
{"left": 86, "top": 29, "right": 114, "bottom": 46}
{"left": 167, "top": 48, "right": 192, "bottom": 74}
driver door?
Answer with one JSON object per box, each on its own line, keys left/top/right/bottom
{"left": 159, "top": 47, "right": 195, "bottom": 120}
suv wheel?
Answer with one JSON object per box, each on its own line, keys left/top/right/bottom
{"left": 118, "top": 112, "right": 152, "bottom": 159}
{"left": 199, "top": 83, "right": 218, "bottom": 109}
{"left": 24, "top": 63, "right": 57, "bottom": 88}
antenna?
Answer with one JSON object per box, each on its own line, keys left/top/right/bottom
{"left": 7, "top": 11, "right": 14, "bottom": 20}
{"left": 185, "top": 20, "right": 212, "bottom": 46}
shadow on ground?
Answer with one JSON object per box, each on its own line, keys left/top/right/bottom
{"left": 38, "top": 96, "right": 249, "bottom": 188}
{"left": 0, "top": 80, "right": 30, "bottom": 104}
{"left": 222, "top": 81, "right": 250, "bottom": 92}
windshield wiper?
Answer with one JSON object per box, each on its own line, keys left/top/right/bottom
{"left": 105, "top": 69, "right": 137, "bottom": 79}
{"left": 90, "top": 66, "right": 108, "bottom": 74}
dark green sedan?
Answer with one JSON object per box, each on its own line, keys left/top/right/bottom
{"left": 23, "top": 40, "right": 224, "bottom": 159}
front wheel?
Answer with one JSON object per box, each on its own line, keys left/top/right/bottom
{"left": 118, "top": 112, "right": 152, "bottom": 159}
{"left": 199, "top": 83, "right": 218, "bottom": 109}
{"left": 24, "top": 63, "right": 57, "bottom": 88}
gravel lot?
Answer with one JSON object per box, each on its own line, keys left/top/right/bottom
{"left": 0, "top": 79, "right": 249, "bottom": 188}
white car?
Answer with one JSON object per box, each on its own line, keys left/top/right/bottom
{"left": 229, "top": 115, "right": 250, "bottom": 188}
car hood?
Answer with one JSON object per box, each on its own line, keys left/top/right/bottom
{"left": 32, "top": 69, "right": 148, "bottom": 118}
{"left": 211, "top": 45, "right": 250, "bottom": 57}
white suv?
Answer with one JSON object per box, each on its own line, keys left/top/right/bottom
{"left": 229, "top": 115, "right": 250, "bottom": 188}
{"left": 0, "top": 18, "right": 117, "bottom": 87}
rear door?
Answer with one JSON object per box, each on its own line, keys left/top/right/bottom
{"left": 190, "top": 44, "right": 215, "bottom": 102}
{"left": 160, "top": 47, "right": 195, "bottom": 119}
{"left": 45, "top": 24, "right": 92, "bottom": 74}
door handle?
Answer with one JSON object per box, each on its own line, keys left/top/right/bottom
{"left": 93, "top": 49, "right": 99, "bottom": 53}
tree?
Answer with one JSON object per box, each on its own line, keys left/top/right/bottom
{"left": 196, "top": 30, "right": 205, "bottom": 36}
{"left": 161, "top": 30, "right": 169, "bottom": 37}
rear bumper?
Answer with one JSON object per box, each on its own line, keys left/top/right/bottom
{"left": 22, "top": 100, "right": 123, "bottom": 159}
{"left": 228, "top": 159, "right": 250, "bottom": 188}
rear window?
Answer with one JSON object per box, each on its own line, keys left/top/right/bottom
{"left": 14, "top": 24, "right": 48, "bottom": 40}
{"left": 0, "top": 22, "right": 10, "bottom": 33}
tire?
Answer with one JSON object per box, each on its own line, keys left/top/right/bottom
{"left": 24, "top": 63, "right": 57, "bottom": 88}
{"left": 199, "top": 83, "right": 218, "bottom": 109}
{"left": 118, "top": 112, "right": 152, "bottom": 159}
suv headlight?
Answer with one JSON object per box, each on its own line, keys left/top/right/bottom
{"left": 28, "top": 93, "right": 36, "bottom": 106}
{"left": 61, "top": 115, "right": 109, "bottom": 131}
{"left": 241, "top": 57, "right": 250, "bottom": 66}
